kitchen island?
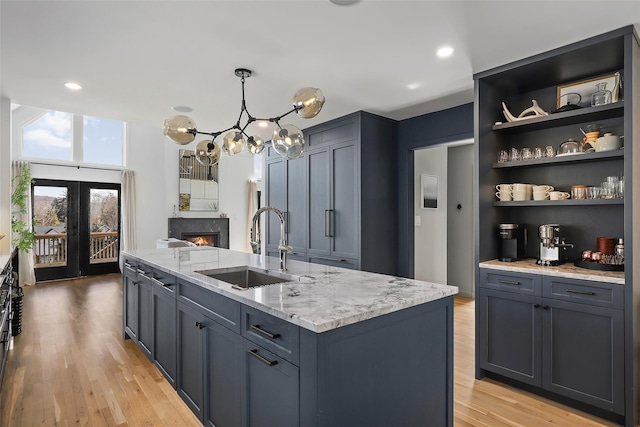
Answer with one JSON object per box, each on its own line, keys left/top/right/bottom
{"left": 122, "top": 247, "right": 458, "bottom": 427}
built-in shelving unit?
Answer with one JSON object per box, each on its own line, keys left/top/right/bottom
{"left": 474, "top": 26, "right": 638, "bottom": 427}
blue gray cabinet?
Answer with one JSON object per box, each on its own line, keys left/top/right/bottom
{"left": 123, "top": 260, "right": 138, "bottom": 340}
{"left": 269, "top": 111, "right": 397, "bottom": 274}
{"left": 151, "top": 271, "right": 177, "bottom": 388}
{"left": 136, "top": 265, "right": 153, "bottom": 359}
{"left": 177, "top": 300, "right": 205, "bottom": 421}
{"left": 478, "top": 268, "right": 624, "bottom": 415}
{"left": 265, "top": 151, "right": 307, "bottom": 260}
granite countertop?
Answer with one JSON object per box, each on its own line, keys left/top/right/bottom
{"left": 123, "top": 247, "right": 458, "bottom": 333}
{"left": 479, "top": 258, "right": 625, "bottom": 285}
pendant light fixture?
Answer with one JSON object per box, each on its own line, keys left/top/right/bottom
{"left": 163, "top": 68, "right": 325, "bottom": 164}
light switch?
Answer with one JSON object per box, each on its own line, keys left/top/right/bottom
{"left": 415, "top": 216, "right": 421, "bottom": 226}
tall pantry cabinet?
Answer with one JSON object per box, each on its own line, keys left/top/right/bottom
{"left": 265, "top": 111, "right": 398, "bottom": 275}
{"left": 474, "top": 26, "right": 639, "bottom": 426}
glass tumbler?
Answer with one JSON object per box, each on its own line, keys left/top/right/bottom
{"left": 534, "top": 147, "right": 543, "bottom": 159}
{"left": 498, "top": 150, "right": 508, "bottom": 163}
{"left": 545, "top": 145, "right": 555, "bottom": 158}
{"left": 509, "top": 147, "right": 520, "bottom": 162}
{"left": 521, "top": 147, "right": 532, "bottom": 160}
{"left": 587, "top": 186, "right": 600, "bottom": 199}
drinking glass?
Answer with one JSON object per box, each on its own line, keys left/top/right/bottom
{"left": 534, "top": 147, "right": 543, "bottom": 159}
{"left": 497, "top": 150, "right": 509, "bottom": 163}
{"left": 600, "top": 182, "right": 615, "bottom": 199}
{"left": 521, "top": 147, "right": 532, "bottom": 160}
{"left": 509, "top": 147, "right": 520, "bottom": 162}
{"left": 545, "top": 145, "right": 555, "bottom": 158}
{"left": 587, "top": 186, "right": 600, "bottom": 199}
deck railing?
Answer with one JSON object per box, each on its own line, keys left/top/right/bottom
{"left": 34, "top": 232, "right": 119, "bottom": 267}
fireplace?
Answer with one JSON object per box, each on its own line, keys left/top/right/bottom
{"left": 181, "top": 232, "right": 220, "bottom": 247}
{"left": 168, "top": 218, "right": 229, "bottom": 249}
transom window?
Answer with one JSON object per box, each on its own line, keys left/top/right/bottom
{"left": 21, "top": 107, "right": 125, "bottom": 167}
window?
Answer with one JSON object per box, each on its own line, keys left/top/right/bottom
{"left": 21, "top": 107, "right": 125, "bottom": 167}
{"left": 22, "top": 110, "right": 72, "bottom": 161}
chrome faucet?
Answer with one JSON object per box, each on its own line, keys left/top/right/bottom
{"left": 250, "top": 206, "right": 293, "bottom": 271}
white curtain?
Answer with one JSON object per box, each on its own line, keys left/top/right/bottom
{"left": 11, "top": 161, "right": 36, "bottom": 286}
{"left": 119, "top": 169, "right": 137, "bottom": 270}
{"left": 246, "top": 180, "right": 258, "bottom": 252}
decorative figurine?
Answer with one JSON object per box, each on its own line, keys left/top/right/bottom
{"left": 502, "top": 99, "right": 549, "bottom": 122}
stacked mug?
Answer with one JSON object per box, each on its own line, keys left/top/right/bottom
{"left": 496, "top": 183, "right": 534, "bottom": 201}
{"left": 533, "top": 185, "right": 553, "bottom": 200}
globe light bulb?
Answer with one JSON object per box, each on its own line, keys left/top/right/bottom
{"left": 272, "top": 124, "right": 304, "bottom": 159}
{"left": 222, "top": 131, "right": 245, "bottom": 155}
{"left": 247, "top": 136, "right": 265, "bottom": 154}
{"left": 293, "top": 87, "right": 325, "bottom": 119}
{"left": 163, "top": 115, "right": 197, "bottom": 145}
{"left": 195, "top": 139, "right": 221, "bottom": 165}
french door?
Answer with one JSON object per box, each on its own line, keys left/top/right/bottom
{"left": 32, "top": 180, "right": 121, "bottom": 281}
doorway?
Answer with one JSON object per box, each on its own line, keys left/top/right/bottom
{"left": 32, "top": 179, "right": 121, "bottom": 281}
{"left": 414, "top": 140, "right": 474, "bottom": 298}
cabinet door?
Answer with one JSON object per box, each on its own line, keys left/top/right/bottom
{"left": 478, "top": 288, "right": 541, "bottom": 387}
{"left": 307, "top": 148, "right": 331, "bottom": 256}
{"left": 204, "top": 320, "right": 243, "bottom": 427}
{"left": 286, "top": 155, "right": 307, "bottom": 253}
{"left": 123, "top": 271, "right": 138, "bottom": 339}
{"left": 137, "top": 278, "right": 153, "bottom": 359}
{"left": 243, "top": 340, "right": 299, "bottom": 427}
{"left": 153, "top": 287, "right": 177, "bottom": 388}
{"left": 177, "top": 301, "right": 205, "bottom": 421}
{"left": 542, "top": 299, "right": 624, "bottom": 414}
{"left": 265, "top": 159, "right": 286, "bottom": 248}
{"left": 330, "top": 141, "right": 358, "bottom": 259}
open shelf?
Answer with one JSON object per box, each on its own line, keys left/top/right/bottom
{"left": 492, "top": 102, "right": 624, "bottom": 133}
{"left": 493, "top": 149, "right": 624, "bottom": 168}
{"left": 494, "top": 199, "right": 624, "bottom": 207}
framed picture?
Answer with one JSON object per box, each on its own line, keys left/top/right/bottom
{"left": 421, "top": 174, "right": 438, "bottom": 209}
{"left": 557, "top": 72, "right": 620, "bottom": 108}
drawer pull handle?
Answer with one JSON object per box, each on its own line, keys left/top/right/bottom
{"left": 248, "top": 349, "right": 278, "bottom": 367}
{"left": 497, "top": 279, "right": 521, "bottom": 286}
{"left": 315, "top": 256, "right": 347, "bottom": 262}
{"left": 137, "top": 268, "right": 149, "bottom": 275}
{"left": 152, "top": 277, "right": 173, "bottom": 288}
{"left": 251, "top": 324, "right": 281, "bottom": 339}
{"left": 565, "top": 289, "right": 595, "bottom": 296}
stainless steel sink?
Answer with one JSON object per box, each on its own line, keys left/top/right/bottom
{"left": 196, "top": 266, "right": 295, "bottom": 289}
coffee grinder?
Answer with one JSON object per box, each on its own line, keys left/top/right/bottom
{"left": 536, "top": 224, "right": 574, "bottom": 266}
{"left": 498, "top": 224, "right": 526, "bottom": 262}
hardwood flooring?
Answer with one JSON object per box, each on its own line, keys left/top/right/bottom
{"left": 0, "top": 274, "right": 620, "bottom": 426}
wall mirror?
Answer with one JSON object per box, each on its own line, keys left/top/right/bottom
{"left": 179, "top": 149, "right": 219, "bottom": 211}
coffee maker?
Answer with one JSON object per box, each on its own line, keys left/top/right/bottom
{"left": 536, "top": 224, "right": 574, "bottom": 266}
{"left": 498, "top": 224, "right": 526, "bottom": 262}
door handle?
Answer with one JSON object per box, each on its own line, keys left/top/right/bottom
{"left": 324, "top": 209, "right": 334, "bottom": 237}
{"left": 248, "top": 349, "right": 278, "bottom": 367}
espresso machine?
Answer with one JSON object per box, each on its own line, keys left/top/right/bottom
{"left": 536, "top": 224, "right": 574, "bottom": 266}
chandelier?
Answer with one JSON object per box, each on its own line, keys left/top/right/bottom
{"left": 163, "top": 68, "right": 325, "bottom": 165}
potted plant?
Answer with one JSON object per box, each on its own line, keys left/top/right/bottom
{"left": 11, "top": 167, "right": 35, "bottom": 252}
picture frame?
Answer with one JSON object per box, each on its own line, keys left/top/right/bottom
{"left": 421, "top": 174, "right": 438, "bottom": 209}
{"left": 557, "top": 72, "right": 620, "bottom": 108}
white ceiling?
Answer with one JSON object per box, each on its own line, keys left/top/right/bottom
{"left": 1, "top": 1, "right": 639, "bottom": 134}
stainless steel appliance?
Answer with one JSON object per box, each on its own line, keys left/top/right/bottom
{"left": 498, "top": 223, "right": 526, "bottom": 262}
{"left": 536, "top": 224, "right": 574, "bottom": 266}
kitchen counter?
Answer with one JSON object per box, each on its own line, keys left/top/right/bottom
{"left": 123, "top": 247, "right": 458, "bottom": 333}
{"left": 479, "top": 258, "right": 625, "bottom": 284}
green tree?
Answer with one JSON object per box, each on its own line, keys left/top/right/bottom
{"left": 11, "top": 167, "right": 36, "bottom": 252}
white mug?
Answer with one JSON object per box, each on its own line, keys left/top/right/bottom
{"left": 512, "top": 183, "right": 528, "bottom": 191}
{"left": 549, "top": 191, "right": 570, "bottom": 200}
{"left": 496, "top": 191, "right": 512, "bottom": 201}
{"left": 533, "top": 191, "right": 549, "bottom": 201}
{"left": 495, "top": 184, "right": 512, "bottom": 192}
{"left": 512, "top": 190, "right": 528, "bottom": 201}
{"left": 532, "top": 185, "right": 553, "bottom": 193}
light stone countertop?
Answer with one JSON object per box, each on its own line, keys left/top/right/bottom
{"left": 479, "top": 258, "right": 625, "bottom": 285}
{"left": 123, "top": 247, "right": 458, "bottom": 333}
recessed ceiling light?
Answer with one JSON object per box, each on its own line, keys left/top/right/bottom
{"left": 407, "top": 82, "right": 423, "bottom": 90}
{"left": 64, "top": 82, "right": 82, "bottom": 90}
{"left": 257, "top": 121, "right": 269, "bottom": 128}
{"left": 329, "top": 0, "right": 362, "bottom": 5}
{"left": 436, "top": 46, "right": 455, "bottom": 58}
{"left": 172, "top": 105, "right": 193, "bottom": 113}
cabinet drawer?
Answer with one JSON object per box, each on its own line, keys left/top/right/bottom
{"left": 479, "top": 268, "right": 541, "bottom": 295}
{"left": 543, "top": 276, "right": 623, "bottom": 310}
{"left": 242, "top": 305, "right": 299, "bottom": 365}
{"left": 136, "top": 261, "right": 154, "bottom": 277}
{"left": 308, "top": 255, "right": 358, "bottom": 270}
{"left": 150, "top": 268, "right": 176, "bottom": 295}
{"left": 123, "top": 258, "right": 137, "bottom": 274}
{"left": 177, "top": 280, "right": 241, "bottom": 333}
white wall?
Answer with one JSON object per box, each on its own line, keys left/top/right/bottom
{"left": 414, "top": 145, "right": 448, "bottom": 285}
{"left": 0, "top": 98, "right": 11, "bottom": 255}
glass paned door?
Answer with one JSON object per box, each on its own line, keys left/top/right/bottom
{"left": 32, "top": 180, "right": 121, "bottom": 281}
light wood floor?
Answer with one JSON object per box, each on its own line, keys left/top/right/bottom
{"left": 0, "top": 274, "right": 620, "bottom": 426}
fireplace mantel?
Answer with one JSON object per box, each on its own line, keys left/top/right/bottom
{"left": 168, "top": 218, "right": 229, "bottom": 249}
